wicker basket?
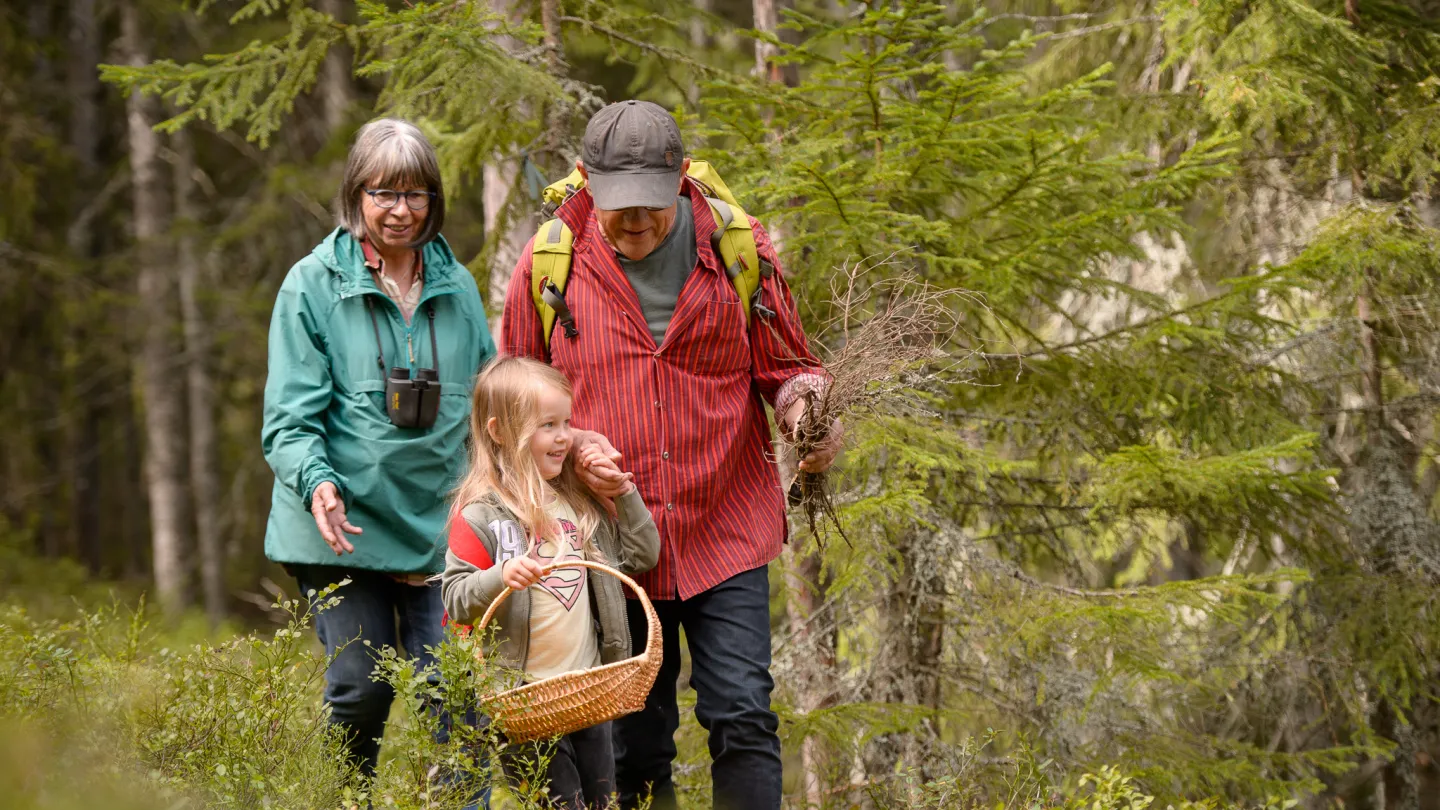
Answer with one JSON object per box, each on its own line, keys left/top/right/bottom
{"left": 473, "top": 560, "right": 662, "bottom": 744}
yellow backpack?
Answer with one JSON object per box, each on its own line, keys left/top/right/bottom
{"left": 529, "top": 160, "right": 773, "bottom": 344}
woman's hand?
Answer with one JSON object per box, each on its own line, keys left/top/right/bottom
{"left": 311, "top": 481, "right": 362, "bottom": 555}
{"left": 574, "top": 430, "right": 633, "bottom": 497}
{"left": 579, "top": 443, "right": 634, "bottom": 495}
{"left": 502, "top": 556, "right": 545, "bottom": 590}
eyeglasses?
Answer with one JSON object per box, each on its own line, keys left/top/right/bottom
{"left": 364, "top": 188, "right": 437, "bottom": 210}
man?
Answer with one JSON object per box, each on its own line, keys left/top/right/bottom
{"left": 502, "top": 100, "right": 839, "bottom": 810}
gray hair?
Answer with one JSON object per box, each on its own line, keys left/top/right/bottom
{"left": 337, "top": 118, "right": 445, "bottom": 247}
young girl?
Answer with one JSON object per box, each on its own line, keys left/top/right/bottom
{"left": 442, "top": 356, "right": 659, "bottom": 810}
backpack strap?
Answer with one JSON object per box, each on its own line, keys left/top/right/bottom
{"left": 703, "top": 197, "right": 774, "bottom": 324}
{"left": 530, "top": 218, "right": 578, "bottom": 343}
{"left": 530, "top": 199, "right": 773, "bottom": 348}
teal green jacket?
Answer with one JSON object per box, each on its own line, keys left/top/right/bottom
{"left": 262, "top": 229, "right": 496, "bottom": 574}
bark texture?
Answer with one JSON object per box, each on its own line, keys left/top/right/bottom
{"left": 317, "top": 0, "right": 352, "bottom": 137}
{"left": 124, "top": 0, "right": 189, "bottom": 614}
{"left": 68, "top": 0, "right": 104, "bottom": 573}
{"left": 482, "top": 0, "right": 543, "bottom": 336}
{"left": 482, "top": 159, "right": 537, "bottom": 334}
{"left": 174, "top": 127, "right": 224, "bottom": 624}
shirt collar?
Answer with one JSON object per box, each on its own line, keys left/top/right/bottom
{"left": 360, "top": 237, "right": 424, "bottom": 279}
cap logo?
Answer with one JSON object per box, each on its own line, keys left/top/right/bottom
{"left": 665, "top": 150, "right": 675, "bottom": 167}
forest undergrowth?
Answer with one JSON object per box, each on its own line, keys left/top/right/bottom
{"left": 0, "top": 536, "right": 1296, "bottom": 810}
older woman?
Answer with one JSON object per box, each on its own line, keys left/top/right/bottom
{"left": 261, "top": 118, "right": 495, "bottom": 783}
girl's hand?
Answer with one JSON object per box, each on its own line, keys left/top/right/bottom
{"left": 579, "top": 443, "right": 635, "bottom": 495}
{"left": 502, "top": 556, "right": 544, "bottom": 590}
{"left": 574, "top": 430, "right": 632, "bottom": 497}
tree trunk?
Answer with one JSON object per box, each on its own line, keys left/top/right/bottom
{"left": 68, "top": 0, "right": 105, "bottom": 574}
{"left": 123, "top": 0, "right": 188, "bottom": 615}
{"left": 538, "top": 0, "right": 568, "bottom": 158}
{"left": 863, "top": 528, "right": 946, "bottom": 780}
{"left": 752, "top": 0, "right": 799, "bottom": 86}
{"left": 317, "top": 0, "right": 352, "bottom": 137}
{"left": 1358, "top": 288, "right": 1384, "bottom": 427}
{"left": 752, "top": 0, "right": 781, "bottom": 81}
{"left": 65, "top": 0, "right": 100, "bottom": 221}
{"left": 751, "top": 0, "right": 799, "bottom": 252}
{"left": 482, "top": 0, "right": 543, "bottom": 338}
{"left": 691, "top": 0, "right": 712, "bottom": 49}
{"left": 28, "top": 0, "right": 69, "bottom": 562}
{"left": 784, "top": 547, "right": 834, "bottom": 807}
{"left": 174, "top": 127, "right": 224, "bottom": 625}
{"left": 483, "top": 159, "right": 537, "bottom": 336}
{"left": 121, "top": 390, "right": 147, "bottom": 579}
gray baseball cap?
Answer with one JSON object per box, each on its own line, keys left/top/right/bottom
{"left": 582, "top": 100, "right": 686, "bottom": 211}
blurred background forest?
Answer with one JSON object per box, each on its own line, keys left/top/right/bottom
{"left": 7, "top": 0, "right": 1440, "bottom": 808}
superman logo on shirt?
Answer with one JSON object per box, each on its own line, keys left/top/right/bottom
{"left": 532, "top": 518, "right": 585, "bottom": 611}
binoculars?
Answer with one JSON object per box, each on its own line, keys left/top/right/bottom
{"left": 385, "top": 367, "right": 441, "bottom": 429}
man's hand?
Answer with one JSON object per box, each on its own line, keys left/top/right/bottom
{"left": 502, "top": 556, "right": 545, "bottom": 590}
{"left": 311, "top": 481, "right": 362, "bottom": 555}
{"left": 782, "top": 399, "right": 843, "bottom": 474}
{"left": 574, "top": 429, "right": 632, "bottom": 498}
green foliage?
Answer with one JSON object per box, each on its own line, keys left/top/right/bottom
{"left": 19, "top": 0, "right": 1440, "bottom": 805}
{"left": 0, "top": 582, "right": 563, "bottom": 809}
{"left": 132, "top": 583, "right": 356, "bottom": 807}
{"left": 100, "top": 0, "right": 561, "bottom": 162}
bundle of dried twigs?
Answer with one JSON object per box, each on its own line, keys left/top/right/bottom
{"left": 775, "top": 255, "right": 986, "bottom": 543}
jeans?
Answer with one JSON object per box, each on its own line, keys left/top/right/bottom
{"left": 501, "top": 721, "right": 615, "bottom": 809}
{"left": 612, "top": 565, "right": 782, "bottom": 810}
{"left": 291, "top": 565, "right": 491, "bottom": 809}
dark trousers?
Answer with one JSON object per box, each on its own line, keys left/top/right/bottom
{"left": 292, "top": 564, "right": 491, "bottom": 809}
{"left": 501, "top": 722, "right": 615, "bottom": 809}
{"left": 612, "top": 565, "right": 782, "bottom": 810}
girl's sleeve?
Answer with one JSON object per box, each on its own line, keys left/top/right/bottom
{"left": 441, "top": 508, "right": 510, "bottom": 625}
{"left": 609, "top": 489, "right": 660, "bottom": 576}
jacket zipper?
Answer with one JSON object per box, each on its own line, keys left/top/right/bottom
{"left": 609, "top": 528, "right": 633, "bottom": 654}
{"left": 620, "top": 591, "right": 632, "bottom": 654}
{"left": 364, "top": 288, "right": 452, "bottom": 372}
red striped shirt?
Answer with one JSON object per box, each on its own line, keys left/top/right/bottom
{"left": 502, "top": 179, "right": 825, "bottom": 600}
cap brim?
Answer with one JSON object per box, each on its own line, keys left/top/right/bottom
{"left": 587, "top": 170, "right": 682, "bottom": 210}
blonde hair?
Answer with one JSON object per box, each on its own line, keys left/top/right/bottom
{"left": 453, "top": 356, "right": 606, "bottom": 557}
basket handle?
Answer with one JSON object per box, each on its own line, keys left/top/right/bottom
{"left": 472, "top": 559, "right": 658, "bottom": 667}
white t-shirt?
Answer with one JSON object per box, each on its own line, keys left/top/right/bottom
{"left": 524, "top": 501, "right": 601, "bottom": 680}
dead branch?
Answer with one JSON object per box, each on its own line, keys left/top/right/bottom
{"left": 782, "top": 255, "right": 992, "bottom": 543}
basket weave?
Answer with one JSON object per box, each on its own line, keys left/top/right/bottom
{"left": 474, "top": 560, "right": 662, "bottom": 744}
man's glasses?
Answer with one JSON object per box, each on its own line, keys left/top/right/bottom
{"left": 364, "top": 188, "right": 437, "bottom": 210}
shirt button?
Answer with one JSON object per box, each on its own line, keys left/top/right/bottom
{"left": 662, "top": 451, "right": 670, "bottom": 460}
{"left": 665, "top": 502, "right": 674, "bottom": 511}
{"left": 654, "top": 400, "right": 661, "bottom": 408}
